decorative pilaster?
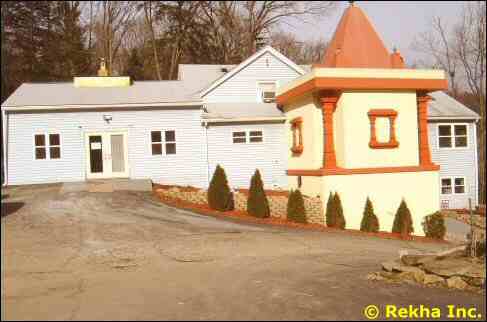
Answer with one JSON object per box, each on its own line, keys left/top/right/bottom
{"left": 417, "top": 95, "right": 433, "bottom": 166}
{"left": 320, "top": 96, "right": 339, "bottom": 169}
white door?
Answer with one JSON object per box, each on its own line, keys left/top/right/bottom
{"left": 85, "top": 132, "right": 129, "bottom": 179}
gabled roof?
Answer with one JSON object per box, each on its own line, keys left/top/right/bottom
{"left": 2, "top": 81, "right": 202, "bottom": 111}
{"left": 428, "top": 91, "right": 480, "bottom": 120}
{"left": 178, "top": 64, "right": 237, "bottom": 93}
{"left": 199, "top": 46, "right": 306, "bottom": 98}
{"left": 322, "top": 3, "right": 403, "bottom": 68}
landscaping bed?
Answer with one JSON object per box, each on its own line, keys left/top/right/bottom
{"left": 153, "top": 185, "right": 448, "bottom": 244}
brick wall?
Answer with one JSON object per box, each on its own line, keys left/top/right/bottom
{"left": 155, "top": 187, "right": 324, "bottom": 225}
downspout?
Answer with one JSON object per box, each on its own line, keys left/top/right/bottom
{"left": 2, "top": 109, "right": 8, "bottom": 186}
{"left": 203, "top": 120, "right": 210, "bottom": 187}
{"left": 473, "top": 119, "right": 479, "bottom": 207}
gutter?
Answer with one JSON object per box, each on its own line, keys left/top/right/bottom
{"left": 1, "top": 109, "right": 8, "bottom": 187}
{"left": 202, "top": 116, "right": 287, "bottom": 123}
{"left": 427, "top": 116, "right": 480, "bottom": 121}
{"left": 1, "top": 101, "right": 203, "bottom": 112}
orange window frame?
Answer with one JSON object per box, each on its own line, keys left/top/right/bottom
{"left": 290, "top": 117, "right": 303, "bottom": 154}
{"left": 367, "top": 109, "right": 399, "bottom": 149}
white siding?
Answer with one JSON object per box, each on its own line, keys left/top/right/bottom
{"left": 206, "top": 123, "right": 287, "bottom": 189}
{"left": 7, "top": 108, "right": 208, "bottom": 187}
{"left": 203, "top": 52, "right": 301, "bottom": 103}
{"left": 429, "top": 121, "right": 478, "bottom": 209}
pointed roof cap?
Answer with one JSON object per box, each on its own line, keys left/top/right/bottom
{"left": 322, "top": 3, "right": 404, "bottom": 68}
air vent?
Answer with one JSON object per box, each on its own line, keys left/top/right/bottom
{"left": 221, "top": 67, "right": 228, "bottom": 73}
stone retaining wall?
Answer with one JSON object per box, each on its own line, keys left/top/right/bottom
{"left": 155, "top": 187, "right": 324, "bottom": 225}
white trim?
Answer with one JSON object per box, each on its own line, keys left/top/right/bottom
{"left": 200, "top": 46, "right": 305, "bottom": 98}
{"left": 436, "top": 123, "right": 469, "bottom": 150}
{"left": 85, "top": 131, "right": 130, "bottom": 179}
{"left": 440, "top": 176, "right": 468, "bottom": 195}
{"left": 1, "top": 101, "right": 203, "bottom": 111}
{"left": 428, "top": 116, "right": 480, "bottom": 121}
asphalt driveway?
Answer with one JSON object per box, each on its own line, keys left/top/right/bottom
{"left": 1, "top": 184, "right": 485, "bottom": 320}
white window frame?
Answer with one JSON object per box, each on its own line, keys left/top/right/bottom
{"left": 164, "top": 130, "right": 177, "bottom": 155}
{"left": 440, "top": 176, "right": 467, "bottom": 195}
{"left": 232, "top": 130, "right": 264, "bottom": 144}
{"left": 232, "top": 131, "right": 247, "bottom": 144}
{"left": 33, "top": 133, "right": 62, "bottom": 161}
{"left": 437, "top": 123, "right": 469, "bottom": 150}
{"left": 151, "top": 130, "right": 177, "bottom": 156}
{"left": 257, "top": 80, "right": 278, "bottom": 103}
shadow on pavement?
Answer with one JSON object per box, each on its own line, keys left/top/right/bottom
{"left": 1, "top": 202, "right": 24, "bottom": 218}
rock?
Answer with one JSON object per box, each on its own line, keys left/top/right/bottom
{"left": 397, "top": 272, "right": 422, "bottom": 284}
{"left": 422, "top": 257, "right": 485, "bottom": 278}
{"left": 400, "top": 254, "right": 437, "bottom": 266}
{"left": 382, "top": 261, "right": 399, "bottom": 272}
{"left": 423, "top": 274, "right": 446, "bottom": 287}
{"left": 436, "top": 246, "right": 467, "bottom": 259}
{"left": 463, "top": 277, "right": 485, "bottom": 287}
{"left": 367, "top": 272, "right": 385, "bottom": 281}
{"left": 447, "top": 276, "right": 468, "bottom": 290}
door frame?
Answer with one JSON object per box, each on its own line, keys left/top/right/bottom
{"left": 84, "top": 131, "right": 129, "bottom": 179}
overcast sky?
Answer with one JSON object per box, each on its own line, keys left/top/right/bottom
{"left": 282, "top": 1, "right": 468, "bottom": 65}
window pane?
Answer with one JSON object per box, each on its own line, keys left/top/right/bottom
{"left": 439, "top": 137, "right": 452, "bottom": 148}
{"left": 50, "top": 147, "right": 61, "bottom": 159}
{"left": 35, "top": 147, "right": 46, "bottom": 159}
{"left": 454, "top": 125, "right": 467, "bottom": 136}
{"left": 454, "top": 185, "right": 465, "bottom": 194}
{"left": 233, "top": 132, "right": 246, "bottom": 137}
{"left": 151, "top": 131, "right": 161, "bottom": 143}
{"left": 438, "top": 125, "right": 451, "bottom": 136}
{"left": 233, "top": 132, "right": 246, "bottom": 143}
{"left": 165, "top": 130, "right": 175, "bottom": 142}
{"left": 233, "top": 137, "right": 246, "bottom": 143}
{"left": 442, "top": 187, "right": 452, "bottom": 194}
{"left": 152, "top": 143, "right": 162, "bottom": 155}
{"left": 454, "top": 178, "right": 465, "bottom": 186}
{"left": 441, "top": 178, "right": 452, "bottom": 186}
{"left": 166, "top": 143, "right": 176, "bottom": 155}
{"left": 455, "top": 136, "right": 467, "bottom": 147}
{"left": 35, "top": 134, "right": 45, "bottom": 147}
{"left": 250, "top": 131, "right": 262, "bottom": 136}
{"left": 49, "top": 134, "right": 60, "bottom": 146}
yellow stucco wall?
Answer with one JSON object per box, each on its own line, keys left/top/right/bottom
{"left": 74, "top": 76, "right": 131, "bottom": 88}
{"left": 335, "top": 91, "right": 420, "bottom": 168}
{"left": 284, "top": 94, "right": 323, "bottom": 170}
{"left": 321, "top": 171, "right": 440, "bottom": 236}
{"left": 287, "top": 175, "right": 323, "bottom": 199}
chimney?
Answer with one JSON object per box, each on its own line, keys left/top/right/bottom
{"left": 98, "top": 58, "right": 109, "bottom": 77}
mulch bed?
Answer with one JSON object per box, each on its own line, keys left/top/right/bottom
{"left": 153, "top": 190, "right": 448, "bottom": 244}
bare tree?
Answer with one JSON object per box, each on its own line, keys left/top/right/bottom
{"left": 454, "top": 1, "right": 486, "bottom": 204}
{"left": 141, "top": 1, "right": 162, "bottom": 80}
{"left": 412, "top": 16, "right": 460, "bottom": 97}
{"left": 270, "top": 30, "right": 327, "bottom": 64}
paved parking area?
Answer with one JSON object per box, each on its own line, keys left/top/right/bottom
{"left": 1, "top": 184, "right": 485, "bottom": 320}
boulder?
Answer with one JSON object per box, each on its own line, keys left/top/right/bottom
{"left": 446, "top": 276, "right": 468, "bottom": 290}
{"left": 400, "top": 254, "right": 437, "bottom": 266}
{"left": 463, "top": 277, "right": 485, "bottom": 287}
{"left": 423, "top": 274, "right": 446, "bottom": 287}
{"left": 422, "top": 258, "right": 485, "bottom": 279}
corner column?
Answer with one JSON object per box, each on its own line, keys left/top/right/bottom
{"left": 320, "top": 95, "right": 339, "bottom": 169}
{"left": 417, "top": 95, "right": 433, "bottom": 166}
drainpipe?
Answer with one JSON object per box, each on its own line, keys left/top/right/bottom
{"left": 1, "top": 109, "right": 8, "bottom": 187}
{"left": 473, "top": 119, "right": 480, "bottom": 207}
{"left": 203, "top": 120, "right": 211, "bottom": 188}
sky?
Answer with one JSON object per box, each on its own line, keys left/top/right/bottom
{"left": 282, "top": 1, "right": 468, "bottom": 65}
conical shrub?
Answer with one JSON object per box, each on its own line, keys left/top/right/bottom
{"left": 392, "top": 199, "right": 414, "bottom": 236}
{"left": 247, "top": 169, "right": 270, "bottom": 218}
{"left": 360, "top": 197, "right": 380, "bottom": 232}
{"left": 287, "top": 189, "right": 307, "bottom": 223}
{"left": 207, "top": 165, "right": 233, "bottom": 211}
{"left": 422, "top": 211, "right": 446, "bottom": 239}
{"left": 333, "top": 192, "right": 346, "bottom": 229}
{"left": 325, "top": 192, "right": 335, "bottom": 227}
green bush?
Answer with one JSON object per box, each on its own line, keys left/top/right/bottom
{"left": 422, "top": 211, "right": 446, "bottom": 239}
{"left": 207, "top": 165, "right": 233, "bottom": 211}
{"left": 360, "top": 197, "right": 380, "bottom": 233}
{"left": 287, "top": 189, "right": 307, "bottom": 223}
{"left": 247, "top": 169, "right": 270, "bottom": 218}
{"left": 325, "top": 192, "right": 335, "bottom": 227}
{"left": 392, "top": 199, "right": 414, "bottom": 236}
{"left": 326, "top": 192, "right": 346, "bottom": 229}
